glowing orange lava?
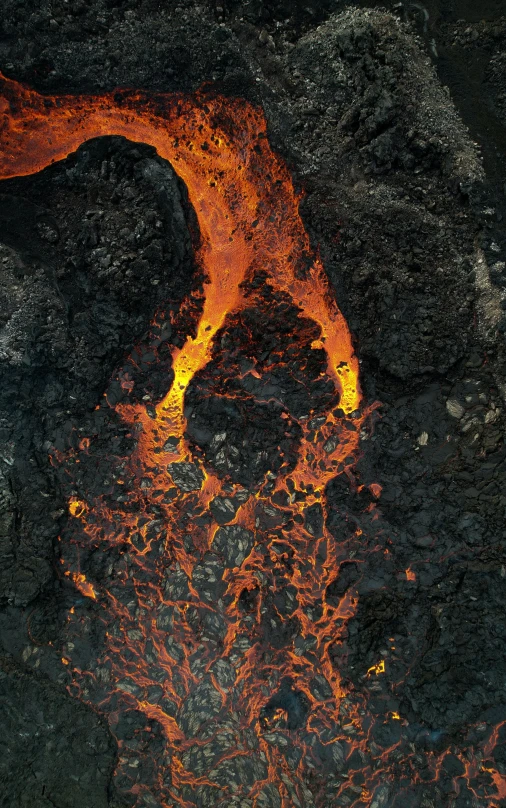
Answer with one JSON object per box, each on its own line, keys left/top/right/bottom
{"left": 2, "top": 72, "right": 505, "bottom": 808}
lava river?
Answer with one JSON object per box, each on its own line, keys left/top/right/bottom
{"left": 1, "top": 73, "right": 505, "bottom": 808}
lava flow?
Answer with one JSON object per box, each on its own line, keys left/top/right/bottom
{"left": 2, "top": 74, "right": 505, "bottom": 808}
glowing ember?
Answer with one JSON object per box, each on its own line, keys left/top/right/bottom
{"left": 64, "top": 570, "right": 97, "bottom": 600}
{"left": 366, "top": 659, "right": 385, "bottom": 676}
{"left": 68, "top": 498, "right": 87, "bottom": 518}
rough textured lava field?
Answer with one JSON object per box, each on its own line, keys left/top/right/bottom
{"left": 1, "top": 2, "right": 506, "bottom": 807}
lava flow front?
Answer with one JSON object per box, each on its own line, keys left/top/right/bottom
{"left": 2, "top": 74, "right": 503, "bottom": 808}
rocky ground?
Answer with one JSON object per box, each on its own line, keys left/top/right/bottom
{"left": 1, "top": 1, "right": 506, "bottom": 807}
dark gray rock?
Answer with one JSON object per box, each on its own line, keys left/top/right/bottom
{"left": 167, "top": 461, "right": 205, "bottom": 492}
{"left": 191, "top": 553, "right": 226, "bottom": 603}
{"left": 209, "top": 495, "right": 239, "bottom": 525}
{"left": 212, "top": 524, "right": 254, "bottom": 568}
{"left": 0, "top": 656, "right": 114, "bottom": 808}
{"left": 177, "top": 678, "right": 222, "bottom": 737}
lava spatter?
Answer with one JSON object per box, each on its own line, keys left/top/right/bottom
{"left": 2, "top": 73, "right": 506, "bottom": 808}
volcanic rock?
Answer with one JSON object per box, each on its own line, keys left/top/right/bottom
{"left": 167, "top": 461, "right": 205, "bottom": 492}
{"left": 0, "top": 656, "right": 114, "bottom": 807}
{"left": 212, "top": 524, "right": 254, "bottom": 568}
{"left": 1, "top": 0, "right": 506, "bottom": 806}
{"left": 178, "top": 678, "right": 222, "bottom": 737}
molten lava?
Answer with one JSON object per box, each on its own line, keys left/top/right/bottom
{"left": 2, "top": 73, "right": 505, "bottom": 808}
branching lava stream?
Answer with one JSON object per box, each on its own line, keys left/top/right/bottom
{"left": 1, "top": 74, "right": 505, "bottom": 808}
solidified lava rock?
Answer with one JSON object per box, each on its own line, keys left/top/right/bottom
{"left": 261, "top": 677, "right": 311, "bottom": 731}
{"left": 212, "top": 524, "right": 254, "bottom": 567}
{"left": 0, "top": 655, "right": 115, "bottom": 808}
{"left": 184, "top": 295, "right": 336, "bottom": 483}
{"left": 206, "top": 295, "right": 338, "bottom": 419}
{"left": 185, "top": 392, "right": 303, "bottom": 486}
{"left": 168, "top": 461, "right": 205, "bottom": 492}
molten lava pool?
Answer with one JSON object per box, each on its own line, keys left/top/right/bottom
{"left": 2, "top": 73, "right": 505, "bottom": 808}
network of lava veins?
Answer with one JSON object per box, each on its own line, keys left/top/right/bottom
{"left": 2, "top": 74, "right": 506, "bottom": 808}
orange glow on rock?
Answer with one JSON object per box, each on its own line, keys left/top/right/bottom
{"left": 64, "top": 570, "right": 97, "bottom": 600}
{"left": 68, "top": 498, "right": 87, "bottom": 518}
{"left": 0, "top": 72, "right": 360, "bottom": 430}
{"left": 367, "top": 659, "right": 386, "bottom": 676}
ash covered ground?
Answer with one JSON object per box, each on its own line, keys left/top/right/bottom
{"left": 1, "top": 1, "right": 506, "bottom": 807}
